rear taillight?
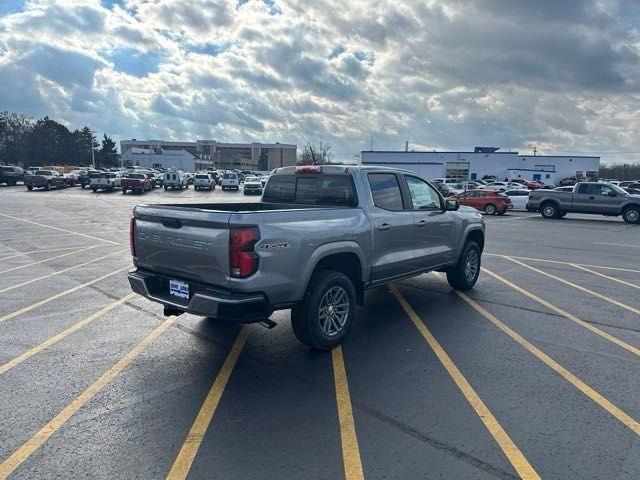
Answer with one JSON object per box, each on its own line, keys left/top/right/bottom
{"left": 129, "top": 218, "right": 136, "bottom": 257}
{"left": 229, "top": 227, "right": 259, "bottom": 278}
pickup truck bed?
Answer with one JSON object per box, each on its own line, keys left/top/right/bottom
{"left": 129, "top": 165, "right": 485, "bottom": 349}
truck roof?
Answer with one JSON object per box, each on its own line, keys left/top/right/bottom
{"left": 272, "top": 164, "right": 420, "bottom": 176}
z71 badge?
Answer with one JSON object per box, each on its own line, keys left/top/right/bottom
{"left": 260, "top": 241, "right": 289, "bottom": 250}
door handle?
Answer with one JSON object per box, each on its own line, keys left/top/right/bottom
{"left": 589, "top": 196, "right": 595, "bottom": 200}
{"left": 377, "top": 223, "right": 391, "bottom": 231}
{"left": 416, "top": 220, "right": 427, "bottom": 227}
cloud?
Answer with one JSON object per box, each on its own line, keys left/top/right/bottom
{"left": 0, "top": 0, "right": 638, "bottom": 162}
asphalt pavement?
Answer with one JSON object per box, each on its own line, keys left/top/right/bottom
{"left": 0, "top": 183, "right": 639, "bottom": 480}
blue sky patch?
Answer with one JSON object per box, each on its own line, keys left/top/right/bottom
{"left": 329, "top": 45, "right": 345, "bottom": 60}
{"left": 108, "top": 48, "right": 163, "bottom": 77}
{"left": 189, "top": 43, "right": 230, "bottom": 56}
{"left": 0, "top": 0, "right": 25, "bottom": 16}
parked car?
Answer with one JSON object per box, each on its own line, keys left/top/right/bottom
{"left": 479, "top": 182, "right": 510, "bottom": 192}
{"left": 194, "top": 173, "right": 215, "bottom": 191}
{"left": 260, "top": 175, "right": 269, "bottom": 188}
{"left": 90, "top": 172, "right": 121, "bottom": 192}
{"left": 527, "top": 182, "right": 640, "bottom": 223}
{"left": 164, "top": 170, "right": 188, "bottom": 190}
{"left": 243, "top": 176, "right": 263, "bottom": 195}
{"left": 24, "top": 170, "right": 67, "bottom": 191}
{"left": 122, "top": 173, "right": 153, "bottom": 194}
{"left": 221, "top": 171, "right": 240, "bottom": 191}
{"left": 503, "top": 189, "right": 531, "bottom": 210}
{"left": 558, "top": 176, "right": 577, "bottom": 187}
{"left": 184, "top": 172, "right": 195, "bottom": 185}
{"left": 619, "top": 181, "right": 640, "bottom": 188}
{"left": 127, "top": 165, "right": 485, "bottom": 350}
{"left": 451, "top": 189, "right": 512, "bottom": 215}
{"left": 64, "top": 169, "right": 86, "bottom": 187}
{"left": 0, "top": 165, "right": 24, "bottom": 186}
{"left": 625, "top": 187, "right": 640, "bottom": 195}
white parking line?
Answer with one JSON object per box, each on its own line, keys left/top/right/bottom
{"left": 0, "top": 246, "right": 98, "bottom": 261}
{"left": 0, "top": 245, "right": 100, "bottom": 275}
{"left": 484, "top": 253, "right": 640, "bottom": 274}
{"left": 594, "top": 242, "right": 640, "bottom": 249}
{"left": 0, "top": 213, "right": 122, "bottom": 245}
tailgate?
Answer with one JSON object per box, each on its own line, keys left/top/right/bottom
{"left": 133, "top": 205, "right": 232, "bottom": 286}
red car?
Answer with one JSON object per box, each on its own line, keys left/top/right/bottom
{"left": 122, "top": 173, "right": 152, "bottom": 194}
{"left": 450, "top": 189, "right": 512, "bottom": 215}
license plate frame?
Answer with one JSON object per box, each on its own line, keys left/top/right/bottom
{"left": 169, "top": 279, "right": 189, "bottom": 299}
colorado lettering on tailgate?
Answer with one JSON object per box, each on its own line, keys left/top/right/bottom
{"left": 138, "top": 231, "right": 213, "bottom": 251}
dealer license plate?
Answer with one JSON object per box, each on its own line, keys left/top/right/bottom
{"left": 169, "top": 279, "right": 189, "bottom": 299}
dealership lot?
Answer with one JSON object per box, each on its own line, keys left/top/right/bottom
{"left": 0, "top": 185, "right": 639, "bottom": 479}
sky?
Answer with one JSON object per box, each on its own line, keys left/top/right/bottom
{"left": 0, "top": 0, "right": 639, "bottom": 163}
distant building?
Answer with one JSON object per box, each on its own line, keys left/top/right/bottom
{"left": 360, "top": 148, "right": 600, "bottom": 185}
{"left": 120, "top": 139, "right": 297, "bottom": 171}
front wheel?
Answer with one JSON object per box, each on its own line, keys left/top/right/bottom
{"left": 622, "top": 206, "right": 640, "bottom": 224}
{"left": 26, "top": 185, "right": 33, "bottom": 191}
{"left": 291, "top": 270, "right": 356, "bottom": 350}
{"left": 45, "top": 182, "right": 51, "bottom": 191}
{"left": 484, "top": 203, "right": 496, "bottom": 215}
{"left": 446, "top": 241, "right": 481, "bottom": 291}
{"left": 122, "top": 189, "right": 127, "bottom": 194}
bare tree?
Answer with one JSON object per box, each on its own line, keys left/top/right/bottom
{"left": 298, "top": 141, "right": 333, "bottom": 165}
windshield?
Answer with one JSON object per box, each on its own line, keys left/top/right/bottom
{"left": 609, "top": 184, "right": 629, "bottom": 196}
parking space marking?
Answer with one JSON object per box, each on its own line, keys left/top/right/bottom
{"left": 453, "top": 288, "right": 640, "bottom": 437}
{"left": 594, "top": 242, "right": 640, "bottom": 249}
{"left": 485, "top": 253, "right": 640, "bottom": 274}
{"left": 0, "top": 293, "right": 135, "bottom": 374}
{"left": 481, "top": 268, "right": 640, "bottom": 358}
{"left": 166, "top": 328, "right": 249, "bottom": 480}
{"left": 0, "top": 265, "right": 130, "bottom": 324}
{"left": 0, "top": 233, "right": 79, "bottom": 242}
{"left": 0, "top": 315, "right": 177, "bottom": 479}
{"left": 331, "top": 345, "right": 365, "bottom": 480}
{"left": 389, "top": 285, "right": 541, "bottom": 480}
{"left": 504, "top": 256, "right": 640, "bottom": 316}
{"left": 0, "top": 246, "right": 100, "bottom": 261}
{"left": 0, "top": 249, "right": 128, "bottom": 294}
{"left": 0, "top": 245, "right": 100, "bottom": 275}
{"left": 569, "top": 264, "right": 639, "bottom": 290}
{"left": 0, "top": 213, "right": 122, "bottom": 245}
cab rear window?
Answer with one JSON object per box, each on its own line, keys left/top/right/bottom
{"left": 263, "top": 175, "right": 356, "bottom": 206}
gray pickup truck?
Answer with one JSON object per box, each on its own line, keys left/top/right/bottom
{"left": 24, "top": 170, "right": 68, "bottom": 191}
{"left": 128, "top": 165, "right": 485, "bottom": 349}
{"left": 527, "top": 182, "right": 640, "bottom": 224}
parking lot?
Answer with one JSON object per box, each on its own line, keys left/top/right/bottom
{"left": 1, "top": 184, "right": 639, "bottom": 480}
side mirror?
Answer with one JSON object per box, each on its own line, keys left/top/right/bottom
{"left": 445, "top": 199, "right": 460, "bottom": 211}
{"left": 607, "top": 191, "right": 617, "bottom": 197}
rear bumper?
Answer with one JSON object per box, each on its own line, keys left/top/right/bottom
{"left": 128, "top": 269, "right": 271, "bottom": 323}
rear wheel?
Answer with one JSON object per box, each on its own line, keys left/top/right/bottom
{"left": 484, "top": 203, "right": 496, "bottom": 215}
{"left": 122, "top": 189, "right": 127, "bottom": 194}
{"left": 540, "top": 202, "right": 559, "bottom": 219}
{"left": 622, "top": 206, "right": 640, "bottom": 224}
{"left": 45, "top": 181, "right": 51, "bottom": 191}
{"left": 92, "top": 187, "right": 98, "bottom": 193}
{"left": 26, "top": 185, "right": 33, "bottom": 191}
{"left": 291, "top": 270, "right": 356, "bottom": 350}
{"left": 446, "top": 241, "right": 481, "bottom": 291}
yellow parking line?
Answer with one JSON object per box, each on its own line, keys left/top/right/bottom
{"left": 0, "top": 245, "right": 100, "bottom": 275}
{"left": 0, "top": 265, "right": 130, "bottom": 324}
{"left": 389, "top": 285, "right": 541, "bottom": 480}
{"left": 166, "top": 328, "right": 249, "bottom": 480}
{"left": 0, "top": 315, "right": 177, "bottom": 479}
{"left": 0, "top": 213, "right": 121, "bottom": 245}
{"left": 504, "top": 256, "right": 640, "bottom": 316}
{"left": 484, "top": 253, "right": 640, "bottom": 274}
{"left": 0, "top": 249, "right": 128, "bottom": 294}
{"left": 569, "top": 264, "right": 640, "bottom": 291}
{"left": 482, "top": 268, "right": 640, "bottom": 358}
{"left": 0, "top": 293, "right": 135, "bottom": 374}
{"left": 0, "top": 246, "right": 98, "bottom": 261}
{"left": 332, "top": 345, "right": 365, "bottom": 480}
{"left": 452, "top": 288, "right": 640, "bottom": 436}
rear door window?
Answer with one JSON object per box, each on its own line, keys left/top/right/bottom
{"left": 368, "top": 173, "right": 404, "bottom": 210}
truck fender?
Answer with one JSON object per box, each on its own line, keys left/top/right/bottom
{"left": 296, "top": 241, "right": 367, "bottom": 302}
{"left": 455, "top": 226, "right": 485, "bottom": 263}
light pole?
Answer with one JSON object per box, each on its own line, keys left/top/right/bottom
{"left": 89, "top": 129, "right": 96, "bottom": 169}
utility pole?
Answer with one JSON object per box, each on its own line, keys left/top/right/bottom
{"left": 533, "top": 146, "right": 537, "bottom": 156}
{"left": 370, "top": 134, "right": 374, "bottom": 151}
{"left": 405, "top": 140, "right": 409, "bottom": 152}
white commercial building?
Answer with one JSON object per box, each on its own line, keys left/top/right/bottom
{"left": 360, "top": 148, "right": 600, "bottom": 185}
{"left": 120, "top": 148, "right": 206, "bottom": 171}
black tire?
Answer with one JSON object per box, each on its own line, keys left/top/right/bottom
{"left": 26, "top": 185, "right": 33, "bottom": 191}
{"left": 497, "top": 209, "right": 506, "bottom": 215}
{"left": 164, "top": 186, "right": 168, "bottom": 191}
{"left": 122, "top": 189, "right": 127, "bottom": 194}
{"left": 484, "top": 203, "right": 496, "bottom": 215}
{"left": 290, "top": 270, "right": 356, "bottom": 350}
{"left": 45, "top": 181, "right": 51, "bottom": 191}
{"left": 540, "top": 202, "right": 559, "bottom": 219}
{"left": 559, "top": 211, "right": 567, "bottom": 218}
{"left": 92, "top": 188, "right": 98, "bottom": 193}
{"left": 622, "top": 206, "right": 640, "bottom": 224}
{"left": 446, "top": 241, "right": 481, "bottom": 291}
